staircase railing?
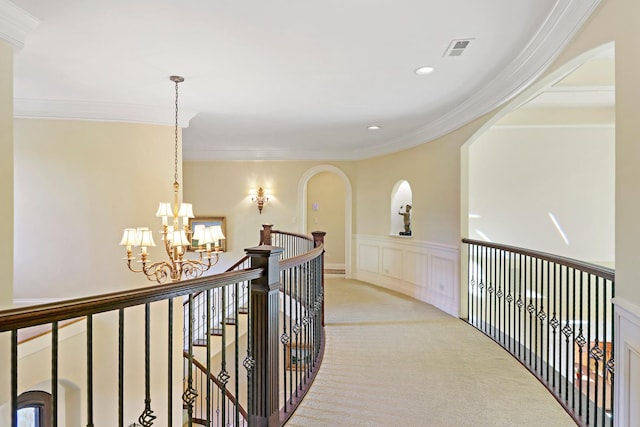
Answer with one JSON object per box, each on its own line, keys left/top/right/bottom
{"left": 2, "top": 225, "right": 325, "bottom": 427}
{"left": 183, "top": 352, "right": 248, "bottom": 426}
{"left": 463, "top": 238, "right": 615, "bottom": 427}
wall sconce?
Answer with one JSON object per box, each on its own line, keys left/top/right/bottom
{"left": 251, "top": 187, "right": 270, "bottom": 214}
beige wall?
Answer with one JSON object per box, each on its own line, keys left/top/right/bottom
{"left": 0, "top": 39, "right": 12, "bottom": 427}
{"left": 11, "top": 118, "right": 185, "bottom": 425}
{"left": 183, "top": 161, "right": 355, "bottom": 269}
{"left": 469, "top": 125, "right": 615, "bottom": 265}
{"left": 307, "top": 172, "right": 346, "bottom": 267}
{"left": 13, "top": 119, "right": 179, "bottom": 299}
{"left": 354, "top": 117, "right": 488, "bottom": 246}
{"left": 0, "top": 41, "right": 12, "bottom": 308}
{"left": 615, "top": 0, "right": 640, "bottom": 306}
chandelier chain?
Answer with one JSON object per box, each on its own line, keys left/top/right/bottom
{"left": 174, "top": 79, "right": 179, "bottom": 185}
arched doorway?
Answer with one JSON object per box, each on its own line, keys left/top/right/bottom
{"left": 298, "top": 165, "right": 352, "bottom": 278}
{"left": 462, "top": 42, "right": 615, "bottom": 265}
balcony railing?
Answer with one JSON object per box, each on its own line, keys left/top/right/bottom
{"left": 463, "top": 238, "right": 614, "bottom": 427}
{"left": 1, "top": 224, "right": 325, "bottom": 427}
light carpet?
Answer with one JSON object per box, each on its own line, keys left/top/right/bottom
{"left": 285, "top": 278, "right": 576, "bottom": 427}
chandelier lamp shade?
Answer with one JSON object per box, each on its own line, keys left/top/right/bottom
{"left": 120, "top": 76, "right": 224, "bottom": 283}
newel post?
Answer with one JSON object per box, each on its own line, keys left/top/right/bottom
{"left": 260, "top": 224, "right": 274, "bottom": 245}
{"left": 311, "top": 231, "right": 326, "bottom": 327}
{"left": 246, "top": 245, "right": 283, "bottom": 427}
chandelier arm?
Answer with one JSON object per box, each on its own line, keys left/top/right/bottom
{"left": 142, "top": 261, "right": 174, "bottom": 284}
{"left": 163, "top": 236, "right": 173, "bottom": 259}
{"left": 180, "top": 256, "right": 218, "bottom": 279}
{"left": 125, "top": 259, "right": 145, "bottom": 274}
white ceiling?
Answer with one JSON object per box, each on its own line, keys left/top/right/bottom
{"left": 6, "top": 0, "right": 602, "bottom": 160}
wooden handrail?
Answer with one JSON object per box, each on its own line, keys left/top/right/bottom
{"left": 0, "top": 268, "right": 262, "bottom": 332}
{"left": 226, "top": 255, "right": 250, "bottom": 271}
{"left": 184, "top": 352, "right": 249, "bottom": 419}
{"left": 271, "top": 229, "right": 314, "bottom": 243}
{"left": 462, "top": 238, "right": 615, "bottom": 282}
{"left": 279, "top": 244, "right": 324, "bottom": 271}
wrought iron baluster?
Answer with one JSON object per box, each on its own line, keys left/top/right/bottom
{"left": 468, "top": 244, "right": 473, "bottom": 323}
{"left": 234, "top": 281, "right": 240, "bottom": 427}
{"left": 592, "top": 276, "right": 601, "bottom": 426}
{"left": 87, "top": 314, "right": 94, "bottom": 427}
{"left": 182, "top": 295, "right": 197, "bottom": 426}
{"left": 576, "top": 272, "right": 586, "bottom": 417}
{"left": 529, "top": 256, "right": 536, "bottom": 367}
{"left": 609, "top": 278, "right": 615, "bottom": 426}
{"left": 219, "top": 284, "right": 229, "bottom": 425}
{"left": 206, "top": 289, "right": 211, "bottom": 427}
{"left": 587, "top": 272, "right": 592, "bottom": 422}
{"left": 138, "top": 303, "right": 156, "bottom": 427}
{"left": 282, "top": 268, "right": 290, "bottom": 411}
{"left": 52, "top": 321, "right": 58, "bottom": 427}
{"left": 167, "top": 298, "right": 173, "bottom": 426}
{"left": 552, "top": 263, "right": 558, "bottom": 390}
{"left": 118, "top": 309, "right": 124, "bottom": 427}
{"left": 531, "top": 257, "right": 537, "bottom": 368}
{"left": 571, "top": 268, "right": 577, "bottom": 411}
{"left": 243, "top": 278, "right": 254, "bottom": 419}
{"left": 11, "top": 330, "right": 17, "bottom": 427}
{"left": 517, "top": 254, "right": 524, "bottom": 359}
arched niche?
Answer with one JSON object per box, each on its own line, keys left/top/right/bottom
{"left": 390, "top": 180, "right": 412, "bottom": 236}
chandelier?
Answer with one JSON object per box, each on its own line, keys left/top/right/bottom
{"left": 119, "top": 76, "right": 224, "bottom": 283}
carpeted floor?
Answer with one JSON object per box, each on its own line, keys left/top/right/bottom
{"left": 285, "top": 277, "right": 576, "bottom": 427}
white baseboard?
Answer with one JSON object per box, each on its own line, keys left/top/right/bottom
{"left": 612, "top": 297, "right": 640, "bottom": 427}
{"left": 325, "top": 263, "right": 345, "bottom": 271}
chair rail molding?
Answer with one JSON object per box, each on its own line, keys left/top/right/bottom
{"left": 612, "top": 296, "right": 640, "bottom": 427}
{"left": 353, "top": 234, "right": 459, "bottom": 317}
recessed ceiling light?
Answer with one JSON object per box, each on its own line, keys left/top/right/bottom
{"left": 414, "top": 66, "right": 435, "bottom": 75}
{"left": 367, "top": 125, "right": 382, "bottom": 131}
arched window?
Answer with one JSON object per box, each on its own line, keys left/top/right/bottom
{"left": 17, "top": 390, "right": 52, "bottom": 427}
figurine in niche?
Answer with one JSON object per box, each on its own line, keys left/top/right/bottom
{"left": 398, "top": 204, "right": 412, "bottom": 236}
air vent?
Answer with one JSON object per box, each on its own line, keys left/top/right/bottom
{"left": 444, "top": 39, "right": 474, "bottom": 57}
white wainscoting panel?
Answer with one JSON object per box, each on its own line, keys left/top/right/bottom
{"left": 358, "top": 244, "right": 380, "bottom": 273}
{"left": 382, "top": 247, "right": 403, "bottom": 279}
{"left": 354, "top": 235, "right": 459, "bottom": 317}
{"left": 404, "top": 251, "right": 429, "bottom": 287}
{"left": 612, "top": 297, "right": 640, "bottom": 427}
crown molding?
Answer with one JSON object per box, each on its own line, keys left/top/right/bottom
{"left": 0, "top": 0, "right": 39, "bottom": 50}
{"left": 14, "top": 98, "right": 196, "bottom": 127}
{"left": 353, "top": 0, "right": 602, "bottom": 160}
{"left": 183, "top": 145, "right": 358, "bottom": 162}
